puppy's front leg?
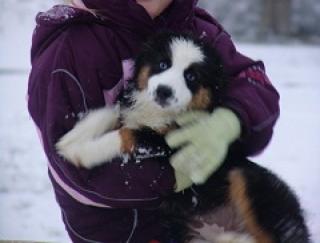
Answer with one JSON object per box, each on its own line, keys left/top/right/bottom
{"left": 56, "top": 106, "right": 120, "bottom": 150}
{"left": 67, "top": 128, "right": 136, "bottom": 169}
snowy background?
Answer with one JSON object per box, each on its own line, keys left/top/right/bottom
{"left": 0, "top": 1, "right": 319, "bottom": 242}
{"left": 199, "top": 0, "right": 320, "bottom": 42}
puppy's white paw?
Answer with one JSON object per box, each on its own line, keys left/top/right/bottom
{"left": 57, "top": 130, "right": 122, "bottom": 169}
{"left": 57, "top": 106, "right": 120, "bottom": 150}
{"left": 56, "top": 143, "right": 83, "bottom": 167}
{"left": 215, "top": 232, "right": 255, "bottom": 243}
{"left": 56, "top": 106, "right": 120, "bottom": 167}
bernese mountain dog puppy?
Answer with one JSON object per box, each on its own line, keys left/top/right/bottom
{"left": 56, "top": 32, "right": 310, "bottom": 243}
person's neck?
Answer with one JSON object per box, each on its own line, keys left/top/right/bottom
{"left": 69, "top": 0, "right": 96, "bottom": 15}
{"left": 136, "top": 0, "right": 173, "bottom": 19}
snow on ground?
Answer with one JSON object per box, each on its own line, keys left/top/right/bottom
{"left": 0, "top": 4, "right": 319, "bottom": 242}
{"left": 0, "top": 73, "right": 70, "bottom": 242}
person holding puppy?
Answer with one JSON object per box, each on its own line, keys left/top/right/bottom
{"left": 28, "top": 0, "right": 279, "bottom": 242}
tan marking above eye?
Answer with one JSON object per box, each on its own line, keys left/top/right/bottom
{"left": 137, "top": 65, "right": 151, "bottom": 90}
{"left": 187, "top": 87, "right": 212, "bottom": 111}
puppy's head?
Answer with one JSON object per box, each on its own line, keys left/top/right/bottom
{"left": 133, "top": 32, "right": 226, "bottom": 114}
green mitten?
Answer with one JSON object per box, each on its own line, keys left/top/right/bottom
{"left": 174, "top": 170, "right": 193, "bottom": 192}
{"left": 166, "top": 108, "right": 241, "bottom": 185}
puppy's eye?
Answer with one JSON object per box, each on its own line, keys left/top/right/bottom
{"left": 159, "top": 61, "right": 169, "bottom": 71}
{"left": 185, "top": 71, "right": 196, "bottom": 82}
{"left": 184, "top": 70, "right": 200, "bottom": 92}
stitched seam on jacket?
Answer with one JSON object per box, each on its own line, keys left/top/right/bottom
{"left": 52, "top": 68, "right": 89, "bottom": 112}
{"left": 126, "top": 209, "right": 138, "bottom": 243}
{"left": 212, "top": 31, "right": 228, "bottom": 46}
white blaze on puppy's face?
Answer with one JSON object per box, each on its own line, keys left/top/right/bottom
{"left": 147, "top": 38, "right": 205, "bottom": 112}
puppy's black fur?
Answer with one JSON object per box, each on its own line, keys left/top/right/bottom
{"left": 161, "top": 156, "right": 310, "bottom": 243}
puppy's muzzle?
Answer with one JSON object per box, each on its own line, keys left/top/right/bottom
{"left": 154, "top": 85, "right": 174, "bottom": 107}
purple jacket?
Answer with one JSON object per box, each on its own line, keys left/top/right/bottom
{"left": 27, "top": 0, "right": 280, "bottom": 242}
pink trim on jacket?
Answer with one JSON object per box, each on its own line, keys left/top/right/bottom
{"left": 103, "top": 59, "right": 134, "bottom": 105}
{"left": 48, "top": 163, "right": 111, "bottom": 208}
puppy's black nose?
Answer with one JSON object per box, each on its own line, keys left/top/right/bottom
{"left": 155, "top": 85, "right": 173, "bottom": 101}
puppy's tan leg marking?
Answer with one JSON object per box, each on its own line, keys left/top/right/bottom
{"left": 188, "top": 87, "right": 212, "bottom": 110}
{"left": 137, "top": 65, "right": 151, "bottom": 90}
{"left": 119, "top": 128, "right": 136, "bottom": 154}
{"left": 228, "top": 169, "right": 274, "bottom": 243}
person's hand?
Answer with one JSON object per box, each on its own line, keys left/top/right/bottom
{"left": 166, "top": 108, "right": 241, "bottom": 189}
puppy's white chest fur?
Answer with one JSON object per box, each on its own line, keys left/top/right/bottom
{"left": 122, "top": 91, "right": 178, "bottom": 130}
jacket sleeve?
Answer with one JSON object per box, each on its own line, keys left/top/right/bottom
{"left": 28, "top": 29, "right": 175, "bottom": 209}
{"left": 193, "top": 8, "right": 280, "bottom": 156}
